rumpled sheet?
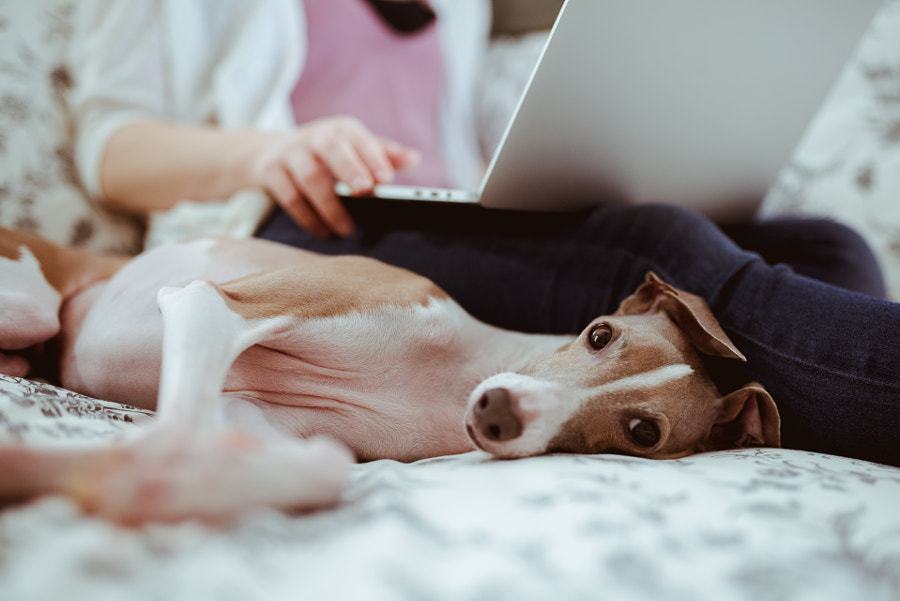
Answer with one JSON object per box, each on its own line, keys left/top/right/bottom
{"left": 1, "top": 374, "right": 899, "bottom": 600}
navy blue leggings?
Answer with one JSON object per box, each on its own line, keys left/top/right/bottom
{"left": 258, "top": 201, "right": 899, "bottom": 466}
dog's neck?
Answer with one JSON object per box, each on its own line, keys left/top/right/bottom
{"left": 476, "top": 326, "right": 574, "bottom": 378}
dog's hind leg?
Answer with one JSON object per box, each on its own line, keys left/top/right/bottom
{"left": 1, "top": 238, "right": 62, "bottom": 377}
{"left": 0, "top": 227, "right": 125, "bottom": 377}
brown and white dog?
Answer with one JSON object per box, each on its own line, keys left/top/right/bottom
{"left": 0, "top": 228, "right": 779, "bottom": 523}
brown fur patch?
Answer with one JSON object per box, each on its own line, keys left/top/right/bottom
{"left": 0, "top": 227, "right": 127, "bottom": 297}
{"left": 218, "top": 255, "right": 449, "bottom": 321}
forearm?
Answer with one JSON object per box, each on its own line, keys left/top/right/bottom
{"left": 99, "top": 122, "right": 277, "bottom": 215}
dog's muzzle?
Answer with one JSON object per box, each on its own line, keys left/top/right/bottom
{"left": 470, "top": 387, "right": 523, "bottom": 443}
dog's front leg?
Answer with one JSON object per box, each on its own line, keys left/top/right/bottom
{"left": 153, "top": 279, "right": 280, "bottom": 429}
{"left": 1, "top": 279, "right": 352, "bottom": 524}
{"left": 96, "top": 279, "right": 353, "bottom": 523}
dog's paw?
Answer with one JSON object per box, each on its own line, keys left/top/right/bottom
{"left": 60, "top": 432, "right": 354, "bottom": 525}
{"left": 0, "top": 351, "right": 30, "bottom": 378}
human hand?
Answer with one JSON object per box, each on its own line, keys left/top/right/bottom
{"left": 251, "top": 116, "right": 420, "bottom": 237}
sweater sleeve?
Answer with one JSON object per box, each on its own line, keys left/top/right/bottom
{"left": 69, "top": 0, "right": 303, "bottom": 201}
{"left": 69, "top": 0, "right": 170, "bottom": 200}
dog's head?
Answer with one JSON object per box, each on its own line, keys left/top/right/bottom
{"left": 465, "top": 272, "right": 779, "bottom": 459}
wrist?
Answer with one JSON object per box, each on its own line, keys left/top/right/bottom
{"left": 220, "top": 129, "right": 283, "bottom": 195}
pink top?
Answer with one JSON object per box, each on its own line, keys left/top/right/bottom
{"left": 291, "top": 0, "right": 447, "bottom": 187}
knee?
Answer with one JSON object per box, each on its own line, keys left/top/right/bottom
{"left": 779, "top": 218, "right": 886, "bottom": 298}
{"left": 581, "top": 203, "right": 724, "bottom": 246}
{"left": 575, "top": 204, "right": 758, "bottom": 305}
{"left": 815, "top": 220, "right": 886, "bottom": 298}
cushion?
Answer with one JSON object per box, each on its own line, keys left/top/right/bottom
{"left": 761, "top": 0, "right": 900, "bottom": 299}
{"left": 0, "top": 0, "right": 142, "bottom": 254}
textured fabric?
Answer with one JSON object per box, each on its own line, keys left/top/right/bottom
{"left": 69, "top": 0, "right": 304, "bottom": 200}
{"left": 1, "top": 374, "right": 899, "bottom": 601}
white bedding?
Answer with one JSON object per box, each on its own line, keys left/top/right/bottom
{"left": 1, "top": 374, "right": 899, "bottom": 600}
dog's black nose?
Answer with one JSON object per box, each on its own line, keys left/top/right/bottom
{"left": 473, "top": 387, "right": 523, "bottom": 442}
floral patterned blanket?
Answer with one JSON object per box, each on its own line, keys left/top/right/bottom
{"left": 1, "top": 374, "right": 899, "bottom": 601}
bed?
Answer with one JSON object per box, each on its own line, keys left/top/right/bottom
{"left": 1, "top": 1, "right": 899, "bottom": 599}
{"left": 1, "top": 374, "right": 899, "bottom": 600}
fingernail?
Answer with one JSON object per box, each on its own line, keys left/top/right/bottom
{"left": 375, "top": 168, "right": 393, "bottom": 183}
{"left": 351, "top": 176, "right": 372, "bottom": 193}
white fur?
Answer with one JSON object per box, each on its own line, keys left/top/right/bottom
{"left": 0, "top": 247, "right": 61, "bottom": 347}
{"left": 155, "top": 280, "right": 291, "bottom": 428}
{"left": 594, "top": 364, "right": 694, "bottom": 396}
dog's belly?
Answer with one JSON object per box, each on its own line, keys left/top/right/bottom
{"left": 58, "top": 238, "right": 319, "bottom": 408}
{"left": 223, "top": 300, "right": 481, "bottom": 461}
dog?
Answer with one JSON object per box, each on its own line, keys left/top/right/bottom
{"left": 0, "top": 227, "right": 779, "bottom": 523}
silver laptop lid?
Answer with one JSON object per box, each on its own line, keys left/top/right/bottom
{"left": 479, "top": 0, "right": 882, "bottom": 218}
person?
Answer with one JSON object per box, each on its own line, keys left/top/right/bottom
{"left": 71, "top": 0, "right": 489, "bottom": 240}
{"left": 68, "top": 0, "right": 899, "bottom": 467}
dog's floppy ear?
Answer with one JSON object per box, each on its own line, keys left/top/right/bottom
{"left": 614, "top": 272, "right": 745, "bottom": 361}
{"left": 703, "top": 383, "right": 781, "bottom": 450}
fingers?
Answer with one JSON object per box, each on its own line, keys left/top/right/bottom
{"left": 381, "top": 138, "right": 422, "bottom": 172}
{"left": 284, "top": 154, "right": 356, "bottom": 238}
{"left": 263, "top": 163, "right": 333, "bottom": 238}
{"left": 316, "top": 118, "right": 397, "bottom": 192}
{"left": 311, "top": 123, "right": 376, "bottom": 193}
{"left": 258, "top": 132, "right": 357, "bottom": 238}
{"left": 340, "top": 128, "right": 392, "bottom": 189}
{"left": 254, "top": 116, "right": 421, "bottom": 238}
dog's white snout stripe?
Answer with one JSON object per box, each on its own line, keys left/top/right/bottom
{"left": 599, "top": 364, "right": 694, "bottom": 395}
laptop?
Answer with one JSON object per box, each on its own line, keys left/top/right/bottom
{"left": 337, "top": 0, "right": 882, "bottom": 219}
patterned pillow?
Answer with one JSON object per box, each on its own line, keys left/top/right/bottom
{"left": 477, "top": 31, "right": 550, "bottom": 161}
{"left": 761, "top": 0, "right": 900, "bottom": 299}
{"left": 2, "top": 368, "right": 899, "bottom": 601}
{"left": 0, "top": 374, "right": 151, "bottom": 446}
{"left": 0, "top": 0, "right": 142, "bottom": 254}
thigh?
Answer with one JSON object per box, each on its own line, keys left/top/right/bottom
{"left": 262, "top": 200, "right": 753, "bottom": 332}
{"left": 258, "top": 202, "right": 884, "bottom": 332}
{"left": 261, "top": 201, "right": 734, "bottom": 334}
{"left": 259, "top": 201, "right": 621, "bottom": 332}
{"left": 721, "top": 217, "right": 886, "bottom": 298}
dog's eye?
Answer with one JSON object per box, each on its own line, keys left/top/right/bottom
{"left": 588, "top": 323, "right": 613, "bottom": 350}
{"left": 629, "top": 418, "right": 660, "bottom": 447}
